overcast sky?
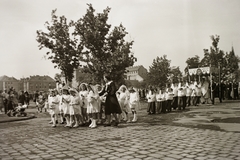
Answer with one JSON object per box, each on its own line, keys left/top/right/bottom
{"left": 0, "top": 0, "right": 239, "bottom": 79}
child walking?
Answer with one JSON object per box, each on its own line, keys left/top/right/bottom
{"left": 129, "top": 87, "right": 140, "bottom": 122}
{"left": 79, "top": 83, "right": 89, "bottom": 126}
{"left": 87, "top": 85, "right": 99, "bottom": 128}
{"left": 61, "top": 86, "right": 71, "bottom": 127}
{"left": 146, "top": 86, "right": 156, "bottom": 114}
{"left": 69, "top": 88, "right": 83, "bottom": 128}
{"left": 48, "top": 89, "right": 60, "bottom": 127}
{"left": 117, "top": 85, "right": 130, "bottom": 122}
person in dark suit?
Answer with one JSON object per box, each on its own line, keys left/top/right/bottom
{"left": 211, "top": 81, "right": 217, "bottom": 105}
{"left": 18, "top": 91, "right": 25, "bottom": 105}
{"left": 99, "top": 74, "right": 122, "bottom": 127}
{"left": 233, "top": 81, "right": 239, "bottom": 100}
{"left": 220, "top": 80, "right": 225, "bottom": 100}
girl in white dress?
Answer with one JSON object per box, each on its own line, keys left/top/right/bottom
{"left": 61, "top": 86, "right": 71, "bottom": 127}
{"left": 58, "top": 90, "right": 65, "bottom": 124}
{"left": 79, "top": 83, "right": 89, "bottom": 125}
{"left": 96, "top": 84, "right": 103, "bottom": 124}
{"left": 69, "top": 88, "right": 82, "bottom": 128}
{"left": 117, "top": 85, "right": 130, "bottom": 122}
{"left": 128, "top": 87, "right": 140, "bottom": 122}
{"left": 87, "top": 85, "right": 99, "bottom": 128}
{"left": 48, "top": 89, "right": 60, "bottom": 127}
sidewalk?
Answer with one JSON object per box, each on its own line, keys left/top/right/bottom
{"left": 0, "top": 102, "right": 47, "bottom": 123}
{"left": 0, "top": 112, "right": 35, "bottom": 123}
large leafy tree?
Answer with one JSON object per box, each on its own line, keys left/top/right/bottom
{"left": 224, "top": 47, "right": 239, "bottom": 81}
{"left": 73, "top": 4, "right": 136, "bottom": 84}
{"left": 187, "top": 35, "right": 239, "bottom": 82}
{"left": 184, "top": 55, "right": 200, "bottom": 73}
{"left": 200, "top": 35, "right": 225, "bottom": 68}
{"left": 146, "top": 55, "right": 171, "bottom": 88}
{"left": 169, "top": 66, "right": 182, "bottom": 83}
{"left": 36, "top": 10, "right": 81, "bottom": 83}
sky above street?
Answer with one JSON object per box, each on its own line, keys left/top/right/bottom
{"left": 0, "top": 0, "right": 239, "bottom": 79}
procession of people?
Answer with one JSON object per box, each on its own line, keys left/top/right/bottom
{"left": 40, "top": 74, "right": 140, "bottom": 128}
{"left": 0, "top": 73, "right": 239, "bottom": 129}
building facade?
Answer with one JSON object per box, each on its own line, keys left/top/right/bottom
{"left": 20, "top": 75, "right": 56, "bottom": 93}
{"left": 0, "top": 75, "right": 20, "bottom": 91}
{"left": 0, "top": 75, "right": 56, "bottom": 93}
{"left": 125, "top": 65, "right": 148, "bottom": 82}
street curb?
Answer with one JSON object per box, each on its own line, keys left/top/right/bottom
{"left": 0, "top": 114, "right": 36, "bottom": 123}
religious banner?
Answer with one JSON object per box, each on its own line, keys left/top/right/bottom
{"left": 188, "top": 67, "right": 219, "bottom": 76}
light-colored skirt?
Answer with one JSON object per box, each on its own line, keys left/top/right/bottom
{"left": 69, "top": 104, "right": 82, "bottom": 116}
{"left": 48, "top": 104, "right": 59, "bottom": 115}
{"left": 87, "top": 102, "right": 99, "bottom": 114}
{"left": 119, "top": 99, "right": 130, "bottom": 113}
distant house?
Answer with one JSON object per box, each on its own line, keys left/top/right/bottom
{"left": 125, "top": 65, "right": 148, "bottom": 82}
{"left": 0, "top": 75, "right": 20, "bottom": 91}
{"left": 20, "top": 75, "right": 56, "bottom": 93}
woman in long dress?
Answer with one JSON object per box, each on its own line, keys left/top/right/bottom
{"left": 99, "top": 74, "right": 122, "bottom": 127}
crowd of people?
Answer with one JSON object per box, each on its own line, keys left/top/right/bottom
{"left": 33, "top": 74, "right": 140, "bottom": 128}
{"left": 0, "top": 87, "right": 30, "bottom": 116}
{"left": 143, "top": 76, "right": 239, "bottom": 115}
{"left": 1, "top": 75, "right": 239, "bottom": 128}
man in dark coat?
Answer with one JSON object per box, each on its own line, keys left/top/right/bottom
{"left": 18, "top": 91, "right": 25, "bottom": 105}
{"left": 233, "top": 81, "right": 239, "bottom": 100}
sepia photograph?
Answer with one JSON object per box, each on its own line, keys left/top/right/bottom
{"left": 0, "top": 0, "right": 240, "bottom": 159}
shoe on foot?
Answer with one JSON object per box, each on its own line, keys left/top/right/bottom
{"left": 52, "top": 125, "right": 56, "bottom": 128}
{"left": 73, "top": 124, "right": 79, "bottom": 128}
{"left": 89, "top": 123, "right": 93, "bottom": 128}
{"left": 132, "top": 119, "right": 137, "bottom": 122}
{"left": 64, "top": 124, "right": 70, "bottom": 127}
{"left": 91, "top": 125, "right": 97, "bottom": 128}
{"left": 49, "top": 121, "right": 53, "bottom": 124}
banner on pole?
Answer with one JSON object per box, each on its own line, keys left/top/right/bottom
{"left": 188, "top": 67, "right": 219, "bottom": 76}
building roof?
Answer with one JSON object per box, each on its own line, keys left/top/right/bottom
{"left": 0, "top": 75, "right": 18, "bottom": 81}
{"left": 27, "top": 75, "right": 55, "bottom": 82}
{"left": 126, "top": 65, "right": 145, "bottom": 72}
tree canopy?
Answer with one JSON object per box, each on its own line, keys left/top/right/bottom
{"left": 73, "top": 4, "right": 136, "bottom": 83}
{"left": 36, "top": 4, "right": 136, "bottom": 84}
{"left": 185, "top": 35, "right": 239, "bottom": 82}
{"left": 36, "top": 10, "right": 81, "bottom": 83}
{"left": 146, "top": 55, "right": 171, "bottom": 88}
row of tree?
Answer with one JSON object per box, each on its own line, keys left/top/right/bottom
{"left": 36, "top": 4, "right": 239, "bottom": 89}
{"left": 145, "top": 35, "right": 239, "bottom": 89}
{"left": 184, "top": 35, "right": 239, "bottom": 82}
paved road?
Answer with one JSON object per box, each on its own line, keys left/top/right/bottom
{"left": 1, "top": 113, "right": 240, "bottom": 160}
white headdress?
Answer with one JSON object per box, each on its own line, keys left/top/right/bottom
{"left": 118, "top": 85, "right": 128, "bottom": 92}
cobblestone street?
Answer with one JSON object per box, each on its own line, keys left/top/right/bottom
{"left": 0, "top": 101, "right": 240, "bottom": 160}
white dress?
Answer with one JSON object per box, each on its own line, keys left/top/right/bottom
{"left": 79, "top": 90, "right": 88, "bottom": 109}
{"left": 129, "top": 92, "right": 139, "bottom": 110}
{"left": 58, "top": 95, "right": 64, "bottom": 114}
{"left": 118, "top": 91, "right": 130, "bottom": 112}
{"left": 86, "top": 91, "right": 99, "bottom": 114}
{"left": 48, "top": 95, "right": 60, "bottom": 115}
{"left": 62, "top": 94, "right": 71, "bottom": 115}
{"left": 69, "top": 95, "right": 81, "bottom": 116}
